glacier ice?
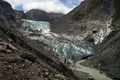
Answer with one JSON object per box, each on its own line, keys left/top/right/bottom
{"left": 22, "top": 19, "right": 50, "bottom": 34}
{"left": 20, "top": 19, "right": 94, "bottom": 64}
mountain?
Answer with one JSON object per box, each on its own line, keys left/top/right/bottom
{"left": 86, "top": 0, "right": 120, "bottom": 79}
{"left": 0, "top": 0, "right": 79, "bottom": 80}
{"left": 25, "top": 9, "right": 64, "bottom": 22}
{"left": 51, "top": 0, "right": 120, "bottom": 79}
{"left": 1, "top": 0, "right": 120, "bottom": 79}
{"left": 51, "top": 0, "right": 115, "bottom": 35}
{"left": 0, "top": 0, "right": 21, "bottom": 24}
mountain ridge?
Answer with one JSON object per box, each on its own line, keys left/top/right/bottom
{"left": 50, "top": 0, "right": 115, "bottom": 36}
{"left": 0, "top": 0, "right": 80, "bottom": 80}
{"left": 50, "top": 0, "right": 120, "bottom": 79}
{"left": 25, "top": 9, "right": 64, "bottom": 22}
{"left": 0, "top": 0, "right": 120, "bottom": 79}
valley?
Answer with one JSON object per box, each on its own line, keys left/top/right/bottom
{"left": 0, "top": 0, "right": 120, "bottom": 80}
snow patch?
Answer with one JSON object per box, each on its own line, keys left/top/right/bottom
{"left": 93, "top": 19, "right": 112, "bottom": 44}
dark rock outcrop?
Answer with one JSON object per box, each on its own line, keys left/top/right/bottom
{"left": 51, "top": 0, "right": 115, "bottom": 36}
{"left": 51, "top": 0, "right": 120, "bottom": 79}
{"left": 86, "top": 26, "right": 120, "bottom": 79}
{"left": 0, "top": 0, "right": 80, "bottom": 80}
{"left": 71, "top": 0, "right": 120, "bottom": 79}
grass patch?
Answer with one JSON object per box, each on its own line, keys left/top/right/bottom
{"left": 112, "top": 0, "right": 120, "bottom": 23}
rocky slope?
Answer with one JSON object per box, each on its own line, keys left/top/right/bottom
{"left": 51, "top": 0, "right": 115, "bottom": 36}
{"left": 85, "top": 0, "right": 120, "bottom": 79}
{"left": 26, "top": 9, "right": 64, "bottom": 22}
{"left": 1, "top": 0, "right": 120, "bottom": 79}
{"left": 0, "top": 0, "right": 80, "bottom": 80}
{"left": 51, "top": 0, "right": 120, "bottom": 79}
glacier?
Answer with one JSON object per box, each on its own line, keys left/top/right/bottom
{"left": 20, "top": 19, "right": 94, "bottom": 64}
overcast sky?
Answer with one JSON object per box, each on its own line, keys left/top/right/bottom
{"left": 4, "top": 0, "right": 84, "bottom": 14}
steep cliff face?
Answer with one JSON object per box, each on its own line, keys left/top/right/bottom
{"left": 86, "top": 0, "right": 120, "bottom": 79}
{"left": 51, "top": 0, "right": 115, "bottom": 36}
{"left": 51, "top": 0, "right": 120, "bottom": 79}
{"left": 0, "top": 1, "right": 79, "bottom": 80}
{"left": 0, "top": 0, "right": 17, "bottom": 22}
{"left": 26, "top": 9, "right": 63, "bottom": 22}
{"left": 86, "top": 27, "right": 120, "bottom": 79}
{"left": 0, "top": 0, "right": 22, "bottom": 28}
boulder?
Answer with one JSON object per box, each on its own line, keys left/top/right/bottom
{"left": 21, "top": 52, "right": 37, "bottom": 62}
{"left": 92, "top": 29, "right": 98, "bottom": 34}
{"left": 55, "top": 74, "right": 66, "bottom": 80}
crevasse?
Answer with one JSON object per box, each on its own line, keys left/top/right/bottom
{"left": 20, "top": 19, "right": 94, "bottom": 64}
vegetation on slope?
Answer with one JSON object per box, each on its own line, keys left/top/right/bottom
{"left": 88, "top": 0, "right": 105, "bottom": 10}
{"left": 72, "top": 9, "right": 85, "bottom": 21}
{"left": 72, "top": 0, "right": 105, "bottom": 21}
{"left": 112, "top": 0, "right": 120, "bottom": 23}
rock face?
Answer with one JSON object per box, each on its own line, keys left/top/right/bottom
{"left": 0, "top": 0, "right": 79, "bottom": 80}
{"left": 51, "top": 0, "right": 115, "bottom": 36}
{"left": 0, "top": 0, "right": 18, "bottom": 22}
{"left": 0, "top": 0, "right": 22, "bottom": 28}
{"left": 51, "top": 0, "right": 120, "bottom": 79}
{"left": 1, "top": 0, "right": 120, "bottom": 79}
{"left": 87, "top": 28, "right": 120, "bottom": 79}
{"left": 86, "top": 0, "right": 120, "bottom": 78}
{"left": 83, "top": 0, "right": 120, "bottom": 79}
{"left": 26, "top": 9, "right": 64, "bottom": 22}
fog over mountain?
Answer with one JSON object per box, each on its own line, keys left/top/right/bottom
{"left": 5, "top": 0, "right": 84, "bottom": 14}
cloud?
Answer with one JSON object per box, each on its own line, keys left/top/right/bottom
{"left": 65, "top": 0, "right": 84, "bottom": 8}
{"left": 4, "top": 0, "right": 84, "bottom": 14}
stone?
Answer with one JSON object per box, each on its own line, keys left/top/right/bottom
{"left": 8, "top": 65, "right": 12, "bottom": 67}
{"left": 8, "top": 38, "right": 13, "bottom": 42}
{"left": 92, "top": 29, "right": 97, "bottom": 34}
{"left": 0, "top": 46, "right": 6, "bottom": 53}
{"left": 88, "top": 77, "right": 94, "bottom": 80}
{"left": 0, "top": 74, "right": 3, "bottom": 77}
{"left": 0, "top": 39, "right": 3, "bottom": 42}
{"left": 42, "top": 69, "right": 49, "bottom": 72}
{"left": 6, "top": 43, "right": 17, "bottom": 50}
{"left": 31, "top": 72, "right": 34, "bottom": 75}
{"left": 6, "top": 50, "right": 12, "bottom": 53}
{"left": 21, "top": 53, "right": 37, "bottom": 62}
{"left": 100, "top": 71, "right": 103, "bottom": 74}
{"left": 0, "top": 42, "right": 17, "bottom": 51}
{"left": 42, "top": 72, "right": 49, "bottom": 77}
{"left": 22, "top": 64, "right": 25, "bottom": 67}
{"left": 55, "top": 74, "right": 66, "bottom": 79}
